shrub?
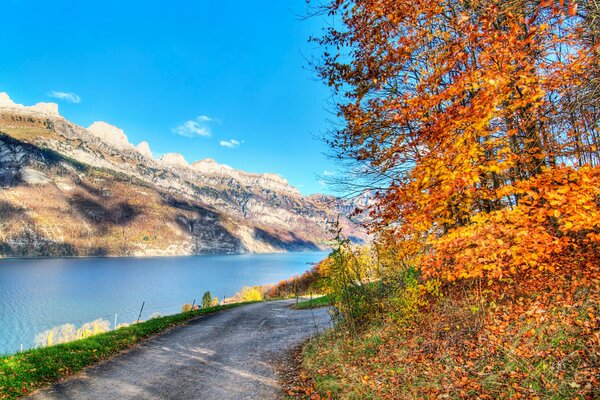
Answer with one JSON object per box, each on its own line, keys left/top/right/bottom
{"left": 425, "top": 166, "right": 600, "bottom": 283}
{"left": 149, "top": 312, "right": 162, "bottom": 319}
{"left": 236, "top": 286, "right": 263, "bottom": 302}
{"left": 264, "top": 261, "right": 329, "bottom": 299}
{"left": 34, "top": 319, "right": 110, "bottom": 348}
{"left": 78, "top": 319, "right": 110, "bottom": 339}
{"left": 181, "top": 303, "right": 193, "bottom": 312}
{"left": 201, "top": 291, "right": 213, "bottom": 308}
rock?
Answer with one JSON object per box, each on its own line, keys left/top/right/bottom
{"left": 191, "top": 158, "right": 233, "bottom": 174}
{"left": 0, "top": 90, "right": 367, "bottom": 257}
{"left": 0, "top": 92, "right": 60, "bottom": 117}
{"left": 29, "top": 102, "right": 59, "bottom": 116}
{"left": 0, "top": 92, "right": 15, "bottom": 107}
{"left": 87, "top": 122, "right": 131, "bottom": 149}
{"left": 21, "top": 167, "right": 51, "bottom": 185}
{"left": 191, "top": 159, "right": 300, "bottom": 195}
{"left": 159, "top": 153, "right": 189, "bottom": 168}
{"left": 136, "top": 141, "right": 153, "bottom": 159}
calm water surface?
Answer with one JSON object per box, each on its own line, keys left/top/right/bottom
{"left": 0, "top": 252, "right": 327, "bottom": 354}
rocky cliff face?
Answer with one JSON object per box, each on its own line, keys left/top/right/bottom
{"left": 0, "top": 93, "right": 364, "bottom": 257}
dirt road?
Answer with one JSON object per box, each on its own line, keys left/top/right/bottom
{"left": 29, "top": 300, "right": 331, "bottom": 400}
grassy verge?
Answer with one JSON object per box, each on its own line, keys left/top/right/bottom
{"left": 291, "top": 295, "right": 332, "bottom": 310}
{"left": 289, "top": 285, "right": 598, "bottom": 399}
{"left": 0, "top": 302, "right": 254, "bottom": 399}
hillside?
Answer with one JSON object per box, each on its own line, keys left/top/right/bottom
{"left": 0, "top": 93, "right": 364, "bottom": 257}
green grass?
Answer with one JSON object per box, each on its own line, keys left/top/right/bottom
{"left": 291, "top": 295, "right": 332, "bottom": 310}
{"left": 0, "top": 302, "right": 254, "bottom": 399}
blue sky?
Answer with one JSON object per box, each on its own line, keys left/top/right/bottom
{"left": 0, "top": 0, "right": 337, "bottom": 194}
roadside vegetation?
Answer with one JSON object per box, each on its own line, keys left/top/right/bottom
{"left": 264, "top": 263, "right": 326, "bottom": 301}
{"left": 283, "top": 0, "right": 600, "bottom": 398}
{"left": 0, "top": 302, "right": 252, "bottom": 399}
{"left": 236, "top": 286, "right": 264, "bottom": 302}
{"left": 291, "top": 295, "right": 332, "bottom": 310}
{"left": 34, "top": 319, "right": 111, "bottom": 348}
{"left": 286, "top": 243, "right": 598, "bottom": 399}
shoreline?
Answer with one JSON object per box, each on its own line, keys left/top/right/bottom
{"left": 0, "top": 249, "right": 329, "bottom": 261}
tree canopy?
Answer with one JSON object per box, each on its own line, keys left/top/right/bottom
{"left": 315, "top": 0, "right": 600, "bottom": 281}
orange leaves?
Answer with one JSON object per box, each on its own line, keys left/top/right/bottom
{"left": 295, "top": 262, "right": 597, "bottom": 398}
{"left": 317, "top": 0, "right": 598, "bottom": 238}
{"left": 317, "top": 18, "right": 598, "bottom": 400}
{"left": 423, "top": 166, "right": 600, "bottom": 282}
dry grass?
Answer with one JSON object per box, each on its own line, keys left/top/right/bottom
{"left": 294, "top": 281, "right": 598, "bottom": 399}
{"left": 0, "top": 127, "right": 55, "bottom": 142}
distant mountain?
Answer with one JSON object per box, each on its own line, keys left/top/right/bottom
{"left": 0, "top": 92, "right": 365, "bottom": 257}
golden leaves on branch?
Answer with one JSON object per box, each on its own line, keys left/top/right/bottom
{"left": 424, "top": 166, "right": 600, "bottom": 282}
{"left": 315, "top": 0, "right": 598, "bottom": 285}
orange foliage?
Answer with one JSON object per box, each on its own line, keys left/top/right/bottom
{"left": 315, "top": 0, "right": 599, "bottom": 283}
{"left": 264, "top": 260, "right": 330, "bottom": 299}
{"left": 426, "top": 165, "right": 600, "bottom": 281}
{"left": 290, "top": 263, "right": 599, "bottom": 398}
{"left": 301, "top": 0, "right": 600, "bottom": 396}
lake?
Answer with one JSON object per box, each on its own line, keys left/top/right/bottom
{"left": 0, "top": 252, "right": 328, "bottom": 355}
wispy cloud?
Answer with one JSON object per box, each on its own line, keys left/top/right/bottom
{"left": 322, "top": 170, "right": 336, "bottom": 176}
{"left": 47, "top": 91, "right": 81, "bottom": 103}
{"left": 172, "top": 115, "right": 215, "bottom": 137}
{"left": 220, "top": 139, "right": 241, "bottom": 148}
{"left": 197, "top": 115, "right": 213, "bottom": 122}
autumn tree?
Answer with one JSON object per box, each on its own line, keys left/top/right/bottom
{"left": 301, "top": 3, "right": 600, "bottom": 397}
{"left": 314, "top": 0, "right": 600, "bottom": 281}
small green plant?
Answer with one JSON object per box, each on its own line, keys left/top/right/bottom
{"left": 1, "top": 302, "right": 252, "bottom": 399}
{"left": 201, "top": 291, "right": 213, "bottom": 308}
{"left": 291, "top": 295, "right": 332, "bottom": 310}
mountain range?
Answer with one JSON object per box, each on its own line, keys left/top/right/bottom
{"left": 0, "top": 93, "right": 365, "bottom": 257}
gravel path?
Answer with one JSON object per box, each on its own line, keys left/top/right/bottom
{"left": 28, "top": 300, "right": 331, "bottom": 400}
